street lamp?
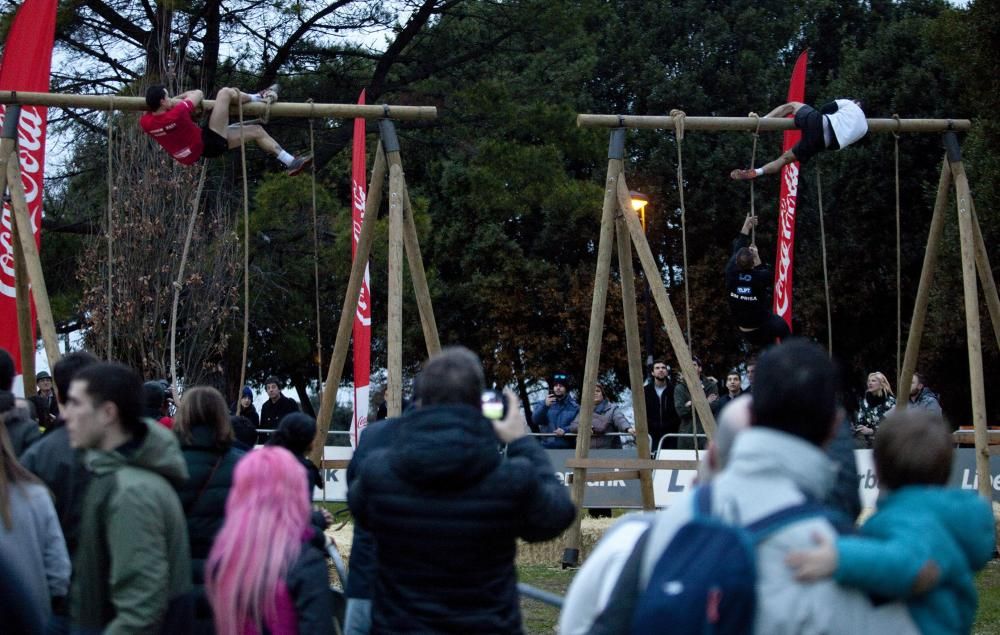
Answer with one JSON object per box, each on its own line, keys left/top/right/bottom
{"left": 629, "top": 190, "right": 655, "bottom": 371}
{"left": 629, "top": 190, "right": 649, "bottom": 232}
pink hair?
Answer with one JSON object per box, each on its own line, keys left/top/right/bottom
{"left": 206, "top": 446, "right": 311, "bottom": 635}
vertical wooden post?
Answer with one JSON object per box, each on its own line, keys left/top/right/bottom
{"left": 401, "top": 184, "right": 442, "bottom": 357}
{"left": 898, "top": 156, "right": 951, "bottom": 406}
{"left": 12, "top": 220, "right": 35, "bottom": 393}
{"left": 561, "top": 128, "right": 623, "bottom": 568}
{"left": 614, "top": 197, "right": 655, "bottom": 510}
{"left": 311, "top": 144, "right": 387, "bottom": 463}
{"left": 945, "top": 133, "right": 990, "bottom": 501}
{"left": 616, "top": 178, "right": 716, "bottom": 441}
{"left": 4, "top": 136, "right": 59, "bottom": 372}
{"left": 383, "top": 119, "right": 405, "bottom": 418}
{"left": 970, "top": 201, "right": 1000, "bottom": 352}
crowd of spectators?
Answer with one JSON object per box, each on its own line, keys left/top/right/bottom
{"left": 0, "top": 336, "right": 981, "bottom": 634}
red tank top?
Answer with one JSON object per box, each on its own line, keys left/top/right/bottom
{"left": 139, "top": 99, "right": 204, "bottom": 165}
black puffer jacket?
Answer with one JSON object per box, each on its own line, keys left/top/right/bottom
{"left": 348, "top": 404, "right": 576, "bottom": 634}
{"left": 174, "top": 427, "right": 246, "bottom": 586}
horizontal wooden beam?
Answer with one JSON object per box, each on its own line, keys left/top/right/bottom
{"left": 320, "top": 459, "right": 351, "bottom": 470}
{"left": 577, "top": 113, "right": 970, "bottom": 133}
{"left": 565, "top": 458, "right": 700, "bottom": 470}
{"left": 0, "top": 91, "right": 437, "bottom": 121}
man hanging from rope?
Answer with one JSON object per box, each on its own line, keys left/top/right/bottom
{"left": 730, "top": 99, "right": 868, "bottom": 180}
{"left": 726, "top": 214, "right": 790, "bottom": 347}
{"left": 140, "top": 85, "right": 312, "bottom": 175}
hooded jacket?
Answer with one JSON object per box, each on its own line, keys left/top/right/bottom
{"left": 348, "top": 404, "right": 576, "bottom": 634}
{"left": 72, "top": 419, "right": 192, "bottom": 634}
{"left": 639, "top": 428, "right": 918, "bottom": 635}
{"left": 834, "top": 486, "right": 995, "bottom": 635}
{"left": 909, "top": 387, "right": 942, "bottom": 416}
{"left": 531, "top": 394, "right": 580, "bottom": 449}
{"left": 568, "top": 398, "right": 631, "bottom": 449}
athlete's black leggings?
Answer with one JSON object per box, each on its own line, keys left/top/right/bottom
{"left": 740, "top": 314, "right": 791, "bottom": 347}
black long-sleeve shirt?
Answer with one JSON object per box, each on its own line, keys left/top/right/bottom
{"left": 725, "top": 234, "right": 773, "bottom": 328}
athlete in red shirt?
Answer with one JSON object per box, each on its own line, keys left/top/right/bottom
{"left": 141, "top": 85, "right": 312, "bottom": 176}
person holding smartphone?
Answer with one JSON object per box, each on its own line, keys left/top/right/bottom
{"left": 531, "top": 372, "right": 579, "bottom": 449}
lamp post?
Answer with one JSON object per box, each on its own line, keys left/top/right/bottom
{"left": 629, "top": 191, "right": 655, "bottom": 372}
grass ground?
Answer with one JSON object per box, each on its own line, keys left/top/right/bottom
{"left": 516, "top": 559, "right": 1000, "bottom": 635}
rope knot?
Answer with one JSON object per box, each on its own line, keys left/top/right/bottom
{"left": 669, "top": 109, "right": 686, "bottom": 141}
{"left": 892, "top": 113, "right": 901, "bottom": 139}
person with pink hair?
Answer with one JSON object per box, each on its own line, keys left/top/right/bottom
{"left": 206, "top": 446, "right": 333, "bottom": 635}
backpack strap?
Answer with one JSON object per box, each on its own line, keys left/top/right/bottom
{"left": 693, "top": 483, "right": 713, "bottom": 517}
{"left": 743, "top": 501, "right": 832, "bottom": 543}
{"left": 587, "top": 519, "right": 654, "bottom": 635}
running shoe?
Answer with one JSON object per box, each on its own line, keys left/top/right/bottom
{"left": 286, "top": 155, "right": 313, "bottom": 177}
{"left": 257, "top": 84, "right": 280, "bottom": 104}
{"left": 730, "top": 168, "right": 757, "bottom": 181}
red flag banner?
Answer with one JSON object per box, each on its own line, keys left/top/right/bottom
{"left": 350, "top": 89, "right": 371, "bottom": 448}
{"left": 773, "top": 50, "right": 808, "bottom": 329}
{"left": 0, "top": 0, "right": 57, "bottom": 374}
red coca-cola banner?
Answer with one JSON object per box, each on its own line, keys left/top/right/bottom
{"left": 773, "top": 50, "right": 808, "bottom": 330}
{"left": 350, "top": 89, "right": 371, "bottom": 448}
{"left": 0, "top": 0, "right": 57, "bottom": 374}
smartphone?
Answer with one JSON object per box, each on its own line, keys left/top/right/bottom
{"left": 481, "top": 390, "right": 508, "bottom": 420}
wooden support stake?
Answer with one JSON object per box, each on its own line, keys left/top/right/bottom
{"left": 386, "top": 159, "right": 405, "bottom": 417}
{"left": 970, "top": 201, "right": 1000, "bottom": 352}
{"left": 7, "top": 147, "right": 59, "bottom": 372}
{"left": 12, "top": 219, "right": 35, "bottom": 393}
{"left": 946, "top": 134, "right": 991, "bottom": 501}
{"left": 616, "top": 177, "right": 716, "bottom": 441}
{"left": 614, "top": 185, "right": 655, "bottom": 510}
{"left": 562, "top": 139, "right": 623, "bottom": 569}
{"left": 401, "top": 183, "right": 442, "bottom": 357}
{"left": 899, "top": 157, "right": 951, "bottom": 405}
{"left": 311, "top": 144, "right": 387, "bottom": 463}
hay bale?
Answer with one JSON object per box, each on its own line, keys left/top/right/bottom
{"left": 516, "top": 517, "right": 617, "bottom": 566}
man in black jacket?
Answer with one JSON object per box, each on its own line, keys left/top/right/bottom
{"left": 643, "top": 360, "right": 680, "bottom": 452}
{"left": 726, "top": 214, "right": 790, "bottom": 347}
{"left": 348, "top": 347, "right": 576, "bottom": 633}
{"left": 259, "top": 375, "right": 299, "bottom": 429}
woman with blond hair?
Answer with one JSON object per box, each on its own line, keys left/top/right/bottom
{"left": 854, "top": 372, "right": 896, "bottom": 448}
{"left": 173, "top": 386, "right": 247, "bottom": 632}
{"left": 206, "top": 446, "right": 332, "bottom": 635}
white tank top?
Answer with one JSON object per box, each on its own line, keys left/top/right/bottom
{"left": 827, "top": 99, "right": 868, "bottom": 150}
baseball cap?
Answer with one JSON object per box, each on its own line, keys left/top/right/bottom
{"left": 36, "top": 370, "right": 52, "bottom": 381}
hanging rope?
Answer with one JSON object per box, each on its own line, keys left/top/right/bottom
{"left": 237, "top": 90, "right": 251, "bottom": 410}
{"left": 309, "top": 101, "right": 323, "bottom": 398}
{"left": 671, "top": 108, "right": 701, "bottom": 457}
{"left": 816, "top": 166, "right": 833, "bottom": 355}
{"left": 893, "top": 114, "right": 902, "bottom": 385}
{"left": 106, "top": 98, "right": 114, "bottom": 361}
{"left": 170, "top": 163, "right": 208, "bottom": 400}
{"left": 670, "top": 109, "right": 692, "bottom": 346}
{"left": 747, "top": 111, "right": 762, "bottom": 246}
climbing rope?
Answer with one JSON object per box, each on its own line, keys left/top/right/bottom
{"left": 106, "top": 98, "right": 114, "bottom": 360}
{"left": 237, "top": 91, "right": 251, "bottom": 408}
{"left": 670, "top": 109, "right": 693, "bottom": 346}
{"left": 747, "top": 111, "right": 762, "bottom": 246}
{"left": 816, "top": 167, "right": 833, "bottom": 355}
{"left": 893, "top": 114, "right": 902, "bottom": 385}
{"left": 170, "top": 163, "right": 208, "bottom": 400}
{"left": 309, "top": 100, "right": 323, "bottom": 397}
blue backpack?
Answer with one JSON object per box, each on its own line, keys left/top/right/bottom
{"left": 588, "top": 485, "right": 827, "bottom": 635}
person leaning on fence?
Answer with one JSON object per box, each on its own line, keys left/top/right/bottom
{"left": 531, "top": 372, "right": 579, "bottom": 449}
{"left": 673, "top": 356, "right": 718, "bottom": 450}
{"left": 568, "top": 383, "right": 631, "bottom": 449}
{"left": 348, "top": 346, "right": 576, "bottom": 633}
{"left": 730, "top": 99, "right": 868, "bottom": 180}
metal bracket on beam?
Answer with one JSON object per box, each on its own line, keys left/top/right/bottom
{"left": 943, "top": 132, "right": 962, "bottom": 163}
{"left": 379, "top": 118, "right": 400, "bottom": 153}
{"left": 608, "top": 127, "right": 626, "bottom": 160}
{"left": 2, "top": 104, "right": 20, "bottom": 139}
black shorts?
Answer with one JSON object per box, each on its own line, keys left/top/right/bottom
{"left": 200, "top": 125, "right": 229, "bottom": 159}
{"left": 790, "top": 104, "right": 826, "bottom": 164}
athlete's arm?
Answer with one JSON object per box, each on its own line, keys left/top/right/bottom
{"left": 764, "top": 102, "right": 805, "bottom": 118}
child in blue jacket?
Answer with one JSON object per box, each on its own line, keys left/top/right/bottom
{"left": 787, "top": 411, "right": 995, "bottom": 635}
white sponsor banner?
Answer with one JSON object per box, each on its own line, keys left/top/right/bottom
{"left": 313, "top": 445, "right": 353, "bottom": 502}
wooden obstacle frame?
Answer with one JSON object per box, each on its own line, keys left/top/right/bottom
{"left": 559, "top": 111, "right": 995, "bottom": 567}
{"left": 0, "top": 91, "right": 440, "bottom": 434}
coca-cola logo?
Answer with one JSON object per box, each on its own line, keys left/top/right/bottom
{"left": 0, "top": 105, "right": 46, "bottom": 300}
{"left": 351, "top": 179, "right": 372, "bottom": 325}
{"left": 773, "top": 162, "right": 799, "bottom": 319}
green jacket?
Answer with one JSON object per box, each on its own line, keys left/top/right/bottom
{"left": 72, "top": 419, "right": 192, "bottom": 634}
